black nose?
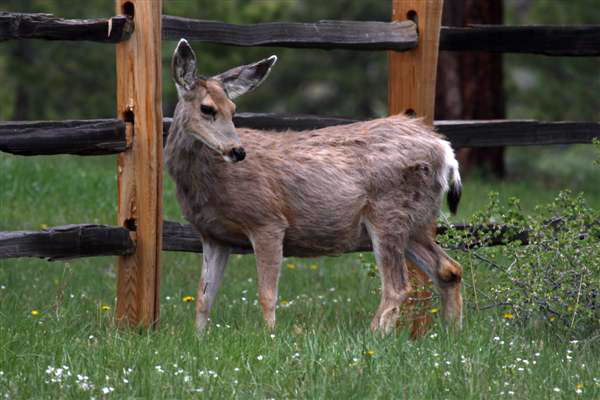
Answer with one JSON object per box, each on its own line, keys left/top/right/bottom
{"left": 230, "top": 147, "right": 246, "bottom": 162}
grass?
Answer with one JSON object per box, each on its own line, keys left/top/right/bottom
{"left": 1, "top": 145, "right": 599, "bottom": 399}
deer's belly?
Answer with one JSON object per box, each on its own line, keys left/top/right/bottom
{"left": 185, "top": 198, "right": 370, "bottom": 257}
{"left": 282, "top": 217, "right": 368, "bottom": 257}
{"left": 189, "top": 214, "right": 369, "bottom": 258}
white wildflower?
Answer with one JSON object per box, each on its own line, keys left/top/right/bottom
{"left": 101, "top": 387, "right": 114, "bottom": 394}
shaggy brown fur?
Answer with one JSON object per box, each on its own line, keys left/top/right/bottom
{"left": 165, "top": 39, "right": 463, "bottom": 333}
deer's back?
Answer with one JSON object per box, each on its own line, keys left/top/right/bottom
{"left": 168, "top": 115, "right": 448, "bottom": 255}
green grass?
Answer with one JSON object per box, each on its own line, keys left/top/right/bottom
{"left": 1, "top": 147, "right": 599, "bottom": 399}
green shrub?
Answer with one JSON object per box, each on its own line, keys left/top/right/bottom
{"left": 440, "top": 191, "right": 600, "bottom": 339}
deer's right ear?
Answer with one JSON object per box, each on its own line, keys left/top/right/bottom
{"left": 172, "top": 39, "right": 198, "bottom": 93}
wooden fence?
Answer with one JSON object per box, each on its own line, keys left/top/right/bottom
{"left": 1, "top": 0, "right": 599, "bottom": 329}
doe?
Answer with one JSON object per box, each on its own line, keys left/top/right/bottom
{"left": 165, "top": 39, "right": 463, "bottom": 334}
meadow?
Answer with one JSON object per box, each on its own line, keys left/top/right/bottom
{"left": 1, "top": 144, "right": 599, "bottom": 399}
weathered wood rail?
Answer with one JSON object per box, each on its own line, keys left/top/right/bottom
{"left": 440, "top": 24, "right": 600, "bottom": 56}
{"left": 0, "top": 221, "right": 532, "bottom": 261}
{"left": 0, "top": 119, "right": 127, "bottom": 156}
{"left": 3, "top": 13, "right": 600, "bottom": 56}
{"left": 162, "top": 16, "right": 418, "bottom": 51}
{"left": 0, "top": 12, "right": 132, "bottom": 42}
{"left": 0, "top": 224, "right": 134, "bottom": 260}
{"left": 4, "top": 220, "right": 596, "bottom": 260}
{"left": 1, "top": 116, "right": 598, "bottom": 157}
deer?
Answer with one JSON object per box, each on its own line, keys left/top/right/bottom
{"left": 165, "top": 39, "right": 463, "bottom": 335}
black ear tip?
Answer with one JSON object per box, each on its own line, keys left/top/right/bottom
{"left": 175, "top": 38, "right": 194, "bottom": 58}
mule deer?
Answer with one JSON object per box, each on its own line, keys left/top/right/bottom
{"left": 165, "top": 39, "right": 463, "bottom": 334}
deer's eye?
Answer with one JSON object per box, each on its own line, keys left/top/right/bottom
{"left": 200, "top": 105, "right": 217, "bottom": 118}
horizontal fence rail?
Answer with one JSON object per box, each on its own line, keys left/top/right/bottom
{"left": 163, "top": 16, "right": 600, "bottom": 56}
{"left": 1, "top": 115, "right": 598, "bottom": 156}
{"left": 0, "top": 224, "right": 134, "bottom": 260}
{"left": 436, "top": 119, "right": 600, "bottom": 147}
{"left": 0, "top": 12, "right": 132, "bottom": 42}
{"left": 3, "top": 219, "right": 596, "bottom": 260}
{"left": 162, "top": 16, "right": 418, "bottom": 51}
{"left": 3, "top": 216, "right": 598, "bottom": 260}
{"left": 440, "top": 24, "right": 600, "bottom": 56}
{"left": 4, "top": 13, "right": 600, "bottom": 56}
{"left": 0, "top": 119, "right": 127, "bottom": 156}
{"left": 0, "top": 221, "right": 533, "bottom": 261}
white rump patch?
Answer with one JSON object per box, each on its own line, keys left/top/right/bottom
{"left": 439, "top": 140, "right": 461, "bottom": 193}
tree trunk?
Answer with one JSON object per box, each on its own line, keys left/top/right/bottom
{"left": 436, "top": 0, "right": 506, "bottom": 177}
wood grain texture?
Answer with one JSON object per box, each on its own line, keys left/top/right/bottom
{"left": 437, "top": 120, "right": 600, "bottom": 147}
{"left": 0, "top": 12, "right": 132, "bottom": 42}
{"left": 162, "top": 16, "right": 417, "bottom": 51}
{"left": 0, "top": 225, "right": 134, "bottom": 260}
{"left": 389, "top": 0, "right": 444, "bottom": 123}
{"left": 441, "top": 25, "right": 600, "bottom": 56}
{"left": 1, "top": 116, "right": 597, "bottom": 157}
{"left": 0, "top": 119, "right": 127, "bottom": 155}
{"left": 389, "top": 0, "right": 444, "bottom": 338}
{"left": 2, "top": 12, "right": 599, "bottom": 57}
{"left": 115, "top": 0, "right": 163, "bottom": 329}
{"left": 3, "top": 220, "right": 557, "bottom": 261}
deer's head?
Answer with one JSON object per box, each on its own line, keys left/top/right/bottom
{"left": 171, "top": 39, "right": 277, "bottom": 163}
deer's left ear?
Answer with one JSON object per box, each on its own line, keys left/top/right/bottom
{"left": 172, "top": 38, "right": 198, "bottom": 94}
{"left": 213, "top": 55, "right": 277, "bottom": 99}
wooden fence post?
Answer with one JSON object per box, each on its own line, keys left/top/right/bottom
{"left": 115, "top": 0, "right": 163, "bottom": 328}
{"left": 389, "top": 0, "right": 444, "bottom": 338}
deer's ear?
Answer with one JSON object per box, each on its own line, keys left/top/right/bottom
{"left": 172, "top": 39, "right": 198, "bottom": 93}
{"left": 213, "top": 55, "right": 277, "bottom": 99}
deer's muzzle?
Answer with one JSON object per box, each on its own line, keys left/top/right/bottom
{"left": 225, "top": 147, "right": 246, "bottom": 163}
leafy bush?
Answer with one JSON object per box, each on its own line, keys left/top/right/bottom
{"left": 440, "top": 191, "right": 600, "bottom": 339}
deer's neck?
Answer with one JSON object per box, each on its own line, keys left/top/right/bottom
{"left": 165, "top": 113, "right": 220, "bottom": 208}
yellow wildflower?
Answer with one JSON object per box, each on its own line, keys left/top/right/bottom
{"left": 549, "top": 315, "right": 557, "bottom": 321}
{"left": 502, "top": 312, "right": 514, "bottom": 320}
{"left": 576, "top": 384, "right": 583, "bottom": 390}
{"left": 40, "top": 224, "right": 48, "bottom": 230}
{"left": 280, "top": 300, "right": 289, "bottom": 306}
{"left": 366, "top": 350, "right": 375, "bottom": 357}
{"left": 309, "top": 264, "right": 319, "bottom": 270}
{"left": 100, "top": 305, "right": 111, "bottom": 312}
{"left": 430, "top": 307, "right": 439, "bottom": 314}
{"left": 182, "top": 296, "right": 194, "bottom": 303}
{"left": 31, "top": 309, "right": 40, "bottom": 316}
{"left": 287, "top": 263, "right": 296, "bottom": 270}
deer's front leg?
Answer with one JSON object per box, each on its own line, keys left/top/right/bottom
{"left": 250, "top": 228, "right": 285, "bottom": 330}
{"left": 196, "top": 238, "right": 231, "bottom": 334}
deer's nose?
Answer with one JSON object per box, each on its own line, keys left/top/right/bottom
{"left": 229, "top": 147, "right": 246, "bottom": 162}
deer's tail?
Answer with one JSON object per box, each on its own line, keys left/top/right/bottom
{"left": 441, "top": 140, "right": 462, "bottom": 215}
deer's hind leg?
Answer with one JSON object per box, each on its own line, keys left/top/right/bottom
{"left": 406, "top": 230, "right": 463, "bottom": 329}
{"left": 364, "top": 217, "right": 412, "bottom": 334}
{"left": 249, "top": 226, "right": 285, "bottom": 330}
